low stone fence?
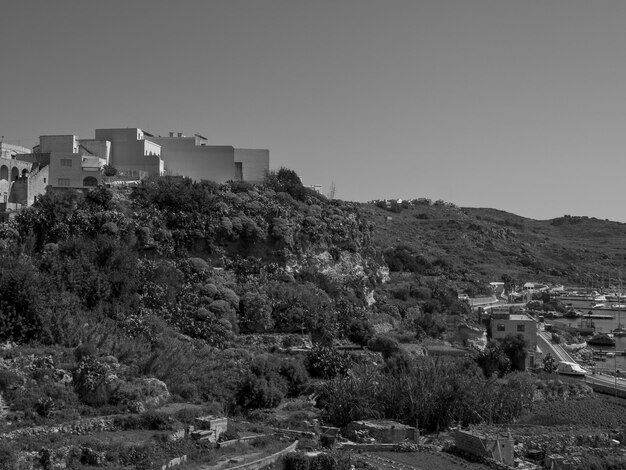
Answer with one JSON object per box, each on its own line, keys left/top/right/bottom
{"left": 338, "top": 443, "right": 404, "bottom": 452}
{"left": 585, "top": 379, "right": 626, "bottom": 398}
{"left": 453, "top": 429, "right": 514, "bottom": 467}
{"left": 218, "top": 434, "right": 275, "bottom": 448}
{"left": 202, "top": 441, "right": 298, "bottom": 470}
{"left": 0, "top": 415, "right": 118, "bottom": 440}
{"left": 230, "top": 440, "right": 297, "bottom": 470}
{"left": 271, "top": 427, "right": 316, "bottom": 438}
{"left": 161, "top": 454, "right": 187, "bottom": 470}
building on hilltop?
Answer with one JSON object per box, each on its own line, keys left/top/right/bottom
{"left": 0, "top": 126, "right": 270, "bottom": 214}
{"left": 149, "top": 132, "right": 269, "bottom": 184}
{"left": 94, "top": 128, "right": 163, "bottom": 178}
{"left": 0, "top": 142, "right": 32, "bottom": 159}
{"left": 37, "top": 134, "right": 110, "bottom": 189}
{"left": 1, "top": 133, "right": 111, "bottom": 211}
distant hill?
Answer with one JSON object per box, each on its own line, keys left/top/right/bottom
{"left": 362, "top": 200, "right": 626, "bottom": 288}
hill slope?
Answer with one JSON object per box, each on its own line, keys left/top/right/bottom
{"left": 363, "top": 201, "right": 626, "bottom": 288}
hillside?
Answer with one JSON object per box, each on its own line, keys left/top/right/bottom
{"left": 0, "top": 178, "right": 625, "bottom": 469}
{"left": 363, "top": 200, "right": 626, "bottom": 288}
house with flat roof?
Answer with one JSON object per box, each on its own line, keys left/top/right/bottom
{"left": 0, "top": 126, "right": 270, "bottom": 211}
{"left": 490, "top": 311, "right": 539, "bottom": 369}
{"left": 149, "top": 132, "right": 269, "bottom": 184}
{"left": 95, "top": 128, "right": 163, "bottom": 178}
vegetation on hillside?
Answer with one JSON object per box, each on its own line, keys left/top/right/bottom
{"left": 1, "top": 171, "right": 624, "bottom": 468}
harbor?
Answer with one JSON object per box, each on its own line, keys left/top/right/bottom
{"left": 550, "top": 314, "right": 626, "bottom": 372}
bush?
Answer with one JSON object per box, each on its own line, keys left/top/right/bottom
{"left": 0, "top": 441, "right": 18, "bottom": 470}
{"left": 278, "top": 359, "right": 309, "bottom": 397}
{"left": 0, "top": 369, "right": 22, "bottom": 393}
{"left": 346, "top": 318, "right": 374, "bottom": 346}
{"left": 74, "top": 343, "right": 98, "bottom": 362}
{"left": 73, "top": 356, "right": 115, "bottom": 406}
{"left": 305, "top": 345, "right": 351, "bottom": 379}
{"left": 236, "top": 374, "right": 286, "bottom": 409}
{"left": 367, "top": 335, "right": 400, "bottom": 359}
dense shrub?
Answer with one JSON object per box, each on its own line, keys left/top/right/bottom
{"left": 0, "top": 441, "right": 18, "bottom": 470}
{"left": 305, "top": 345, "right": 351, "bottom": 379}
{"left": 318, "top": 358, "right": 534, "bottom": 431}
{"left": 73, "top": 356, "right": 115, "bottom": 406}
{"left": 346, "top": 318, "right": 375, "bottom": 346}
{"left": 367, "top": 335, "right": 401, "bottom": 359}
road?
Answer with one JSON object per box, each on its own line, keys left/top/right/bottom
{"left": 536, "top": 331, "right": 626, "bottom": 397}
{"left": 536, "top": 331, "right": 577, "bottom": 363}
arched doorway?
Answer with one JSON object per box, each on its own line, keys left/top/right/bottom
{"left": 0, "top": 165, "right": 7, "bottom": 180}
{"left": 10, "top": 167, "right": 19, "bottom": 181}
{"left": 83, "top": 176, "right": 98, "bottom": 187}
{"left": 21, "top": 168, "right": 29, "bottom": 178}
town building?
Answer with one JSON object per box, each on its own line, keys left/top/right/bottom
{"left": 148, "top": 132, "right": 269, "bottom": 183}
{"left": 490, "top": 311, "right": 539, "bottom": 369}
{"left": 94, "top": 128, "right": 163, "bottom": 178}
{"left": 0, "top": 126, "right": 270, "bottom": 215}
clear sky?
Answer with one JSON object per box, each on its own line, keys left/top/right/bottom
{"left": 2, "top": 0, "right": 626, "bottom": 221}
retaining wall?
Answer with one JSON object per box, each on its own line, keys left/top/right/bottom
{"left": 219, "top": 440, "right": 298, "bottom": 470}
{"left": 218, "top": 434, "right": 275, "bottom": 448}
{"left": 339, "top": 443, "right": 404, "bottom": 452}
{"left": 454, "top": 430, "right": 514, "bottom": 467}
{"left": 161, "top": 454, "right": 187, "bottom": 470}
{"left": 586, "top": 380, "right": 626, "bottom": 398}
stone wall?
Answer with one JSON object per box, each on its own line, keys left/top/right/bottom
{"left": 344, "top": 420, "right": 418, "bottom": 443}
{"left": 0, "top": 416, "right": 118, "bottom": 440}
{"left": 230, "top": 441, "right": 298, "bottom": 470}
{"left": 160, "top": 454, "right": 187, "bottom": 470}
{"left": 454, "top": 429, "right": 514, "bottom": 467}
{"left": 218, "top": 434, "right": 275, "bottom": 448}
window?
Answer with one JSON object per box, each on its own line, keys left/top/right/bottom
{"left": 517, "top": 324, "right": 525, "bottom": 332}
{"left": 496, "top": 324, "right": 506, "bottom": 332}
{"left": 60, "top": 158, "right": 73, "bottom": 167}
{"left": 43, "top": 178, "right": 46, "bottom": 183}
{"left": 57, "top": 178, "right": 70, "bottom": 187}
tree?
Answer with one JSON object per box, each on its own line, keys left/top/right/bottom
{"left": 542, "top": 353, "right": 557, "bottom": 374}
{"left": 367, "top": 335, "right": 401, "bottom": 359}
{"left": 474, "top": 341, "right": 511, "bottom": 378}
{"left": 346, "top": 318, "right": 374, "bottom": 347}
{"left": 500, "top": 334, "right": 529, "bottom": 371}
{"left": 264, "top": 167, "right": 307, "bottom": 201}
{"left": 306, "top": 344, "right": 351, "bottom": 379}
{"left": 102, "top": 164, "right": 118, "bottom": 177}
{"left": 501, "top": 274, "right": 517, "bottom": 294}
{"left": 239, "top": 292, "right": 274, "bottom": 333}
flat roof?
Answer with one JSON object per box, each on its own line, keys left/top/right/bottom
{"left": 508, "top": 314, "right": 535, "bottom": 321}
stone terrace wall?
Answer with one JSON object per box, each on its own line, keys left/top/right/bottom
{"left": 203, "top": 441, "right": 298, "bottom": 470}
{"left": 0, "top": 416, "right": 118, "bottom": 440}
{"left": 454, "top": 429, "right": 514, "bottom": 467}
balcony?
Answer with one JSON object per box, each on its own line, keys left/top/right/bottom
{"left": 81, "top": 156, "right": 106, "bottom": 172}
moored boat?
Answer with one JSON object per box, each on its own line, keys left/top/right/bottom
{"left": 583, "top": 312, "right": 614, "bottom": 320}
{"left": 563, "top": 309, "right": 583, "bottom": 319}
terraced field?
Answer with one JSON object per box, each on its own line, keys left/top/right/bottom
{"left": 356, "top": 451, "right": 490, "bottom": 470}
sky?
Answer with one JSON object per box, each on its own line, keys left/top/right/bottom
{"left": 2, "top": 0, "right": 626, "bottom": 221}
